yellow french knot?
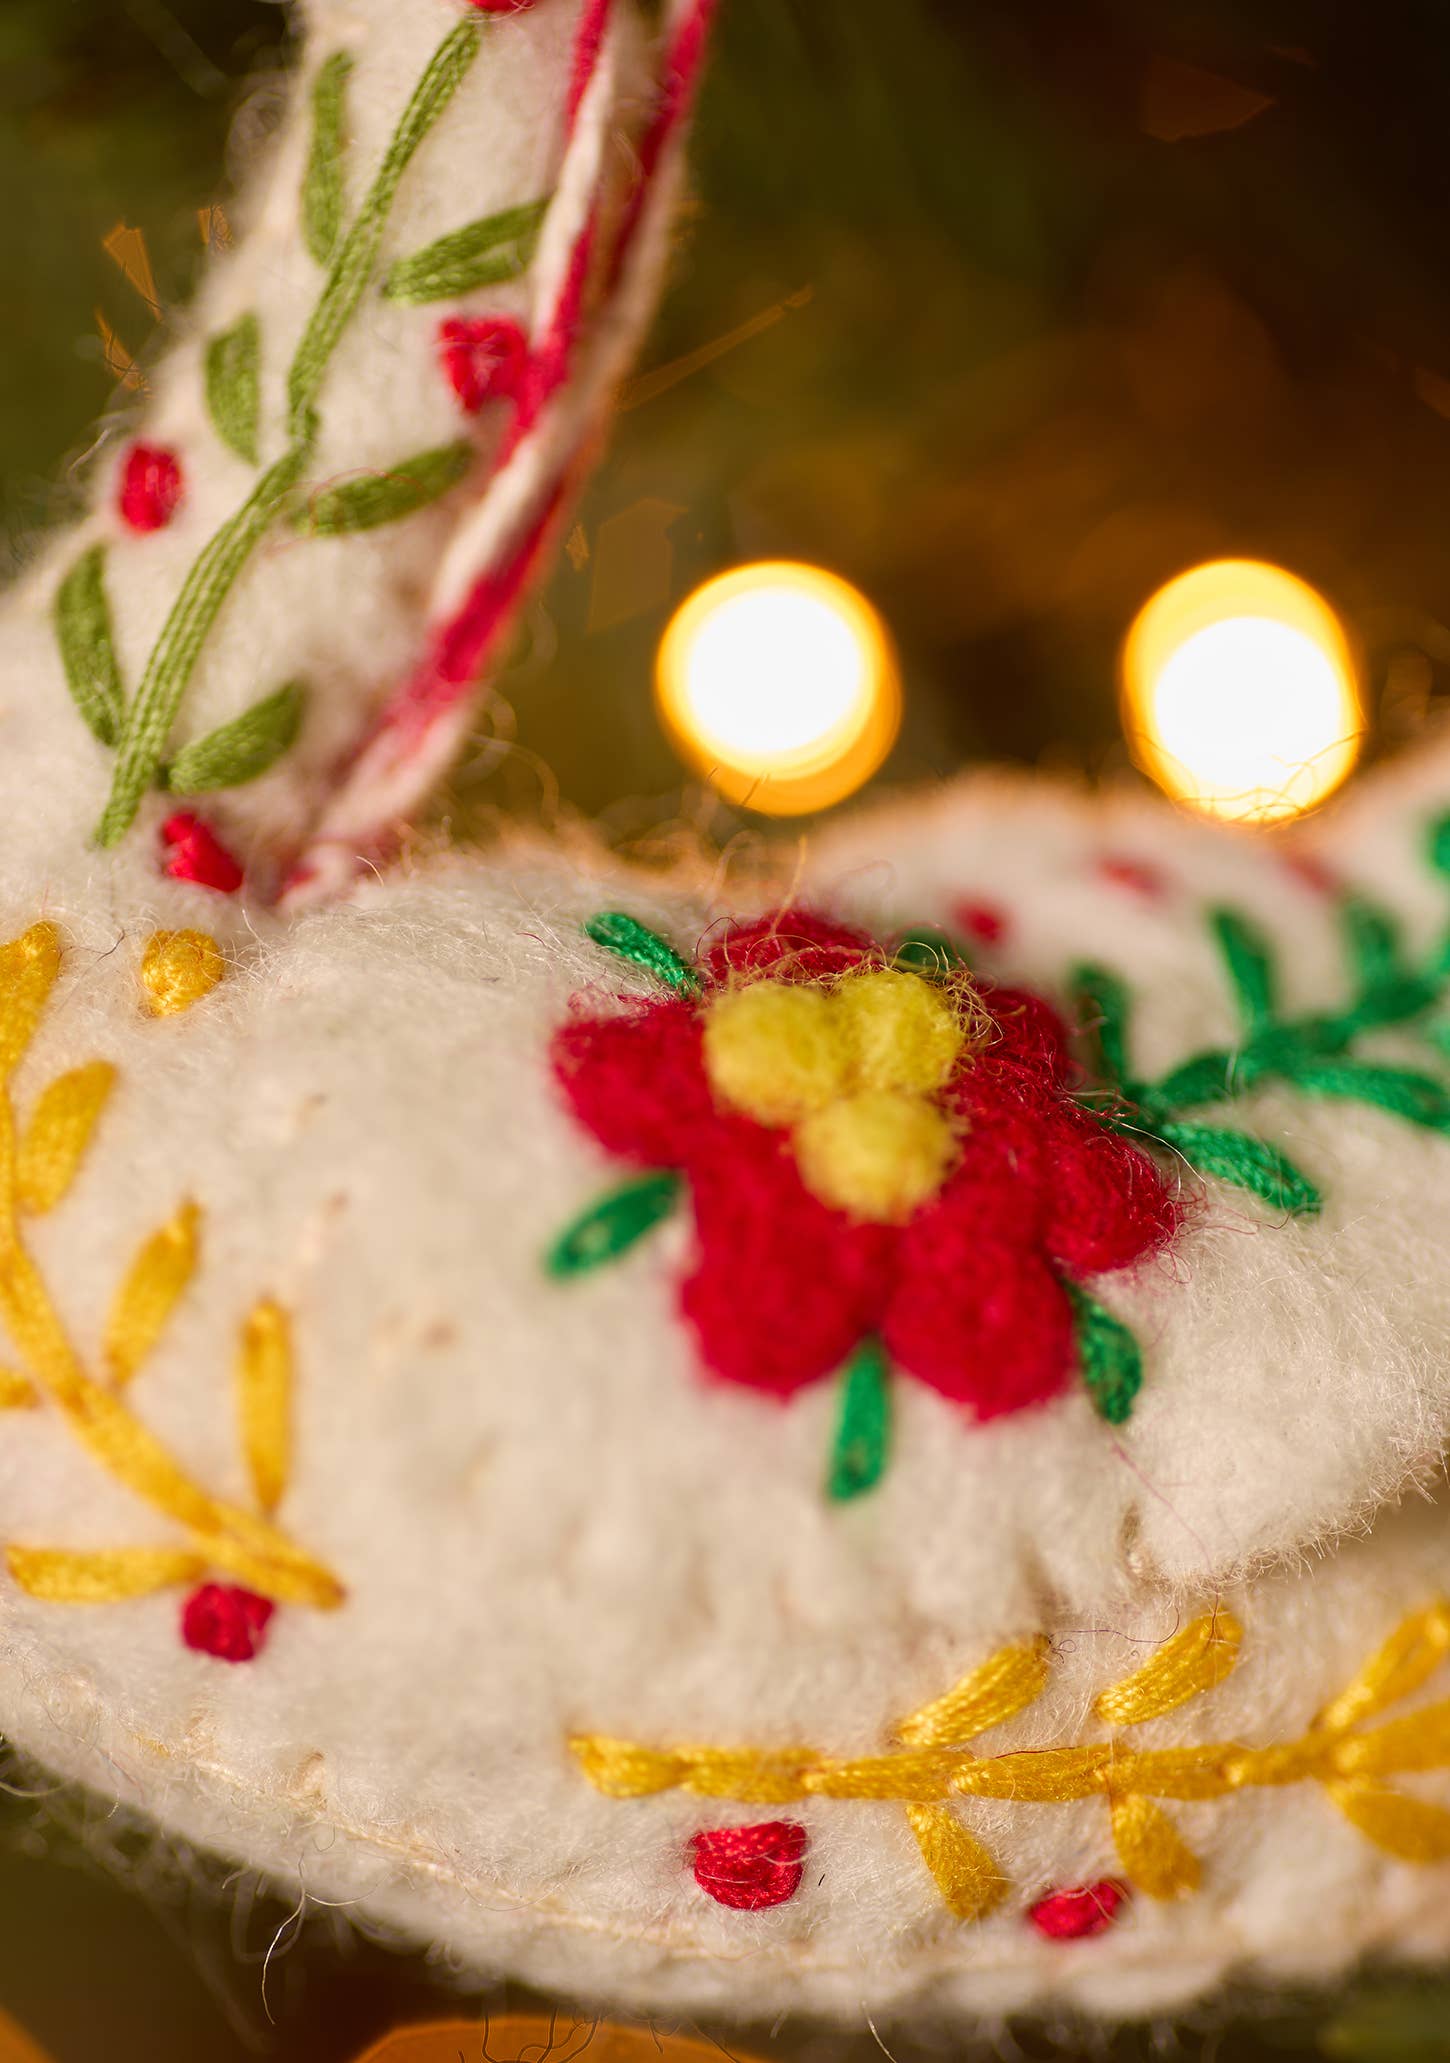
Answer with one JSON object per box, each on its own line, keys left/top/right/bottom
{"left": 140, "top": 929, "right": 225, "bottom": 1016}
{"left": 702, "top": 966, "right": 974, "bottom": 1222}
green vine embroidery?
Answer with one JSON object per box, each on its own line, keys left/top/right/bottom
{"left": 1074, "top": 813, "right": 1450, "bottom": 1215}
{"left": 52, "top": 17, "right": 553, "bottom": 843}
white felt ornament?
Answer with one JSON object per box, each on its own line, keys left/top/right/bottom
{"left": 3, "top": 0, "right": 1450, "bottom": 2034}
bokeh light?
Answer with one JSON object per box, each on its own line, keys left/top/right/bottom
{"left": 1121, "top": 559, "right": 1364, "bottom": 823}
{"left": 655, "top": 561, "right": 901, "bottom": 814}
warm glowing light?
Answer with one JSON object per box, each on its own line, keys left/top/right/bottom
{"left": 1122, "top": 560, "right": 1363, "bottom": 823}
{"left": 655, "top": 562, "right": 901, "bottom": 814}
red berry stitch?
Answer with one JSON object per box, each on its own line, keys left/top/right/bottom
{"left": 1027, "top": 1879, "right": 1128, "bottom": 1940}
{"left": 438, "top": 317, "right": 530, "bottom": 416}
{"left": 118, "top": 444, "right": 184, "bottom": 533}
{"left": 690, "top": 1821, "right": 807, "bottom": 1910}
{"left": 160, "top": 812, "right": 244, "bottom": 895}
{"left": 182, "top": 1583, "right": 275, "bottom": 1663}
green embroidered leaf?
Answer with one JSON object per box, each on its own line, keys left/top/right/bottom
{"left": 1150, "top": 1048, "right": 1238, "bottom": 1111}
{"left": 163, "top": 681, "right": 305, "bottom": 794}
{"left": 584, "top": 912, "right": 700, "bottom": 995}
{"left": 547, "top": 1171, "right": 681, "bottom": 1277}
{"left": 382, "top": 195, "right": 550, "bottom": 304}
{"left": 893, "top": 928, "right": 968, "bottom": 975}
{"left": 204, "top": 312, "right": 261, "bottom": 463}
{"left": 291, "top": 442, "right": 473, "bottom": 537}
{"left": 1210, "top": 907, "right": 1276, "bottom": 1031}
{"left": 1428, "top": 812, "right": 1450, "bottom": 882}
{"left": 1342, "top": 897, "right": 1404, "bottom": 995}
{"left": 54, "top": 545, "right": 125, "bottom": 749}
{"left": 302, "top": 52, "right": 354, "bottom": 266}
{"left": 1066, "top": 1283, "right": 1141, "bottom": 1426}
{"left": 1153, "top": 1118, "right": 1322, "bottom": 1217}
{"left": 1072, "top": 963, "right": 1135, "bottom": 1091}
{"left": 826, "top": 1339, "right": 892, "bottom": 1501}
{"left": 1286, "top": 1061, "right": 1450, "bottom": 1132}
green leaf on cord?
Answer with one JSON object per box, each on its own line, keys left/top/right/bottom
{"left": 204, "top": 311, "right": 261, "bottom": 463}
{"left": 826, "top": 1338, "right": 893, "bottom": 1500}
{"left": 302, "top": 51, "right": 354, "bottom": 266}
{"left": 291, "top": 442, "right": 474, "bottom": 536}
{"left": 382, "top": 195, "right": 550, "bottom": 303}
{"left": 1153, "top": 1118, "right": 1322, "bottom": 1216}
{"left": 54, "top": 545, "right": 125, "bottom": 748}
{"left": 1209, "top": 906, "right": 1276, "bottom": 1030}
{"left": 1066, "top": 1283, "right": 1141, "bottom": 1426}
{"left": 1341, "top": 896, "right": 1404, "bottom": 995}
{"left": 546, "top": 1171, "right": 681, "bottom": 1277}
{"left": 1287, "top": 1061, "right": 1450, "bottom": 1132}
{"left": 1072, "top": 962, "right": 1135, "bottom": 1090}
{"left": 163, "top": 681, "right": 305, "bottom": 793}
{"left": 584, "top": 912, "right": 701, "bottom": 994}
{"left": 893, "top": 927, "right": 968, "bottom": 975}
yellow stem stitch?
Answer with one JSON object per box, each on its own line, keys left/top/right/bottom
{"left": 0, "top": 923, "right": 341, "bottom": 1614}
{"left": 238, "top": 1299, "right": 292, "bottom": 1516}
{"left": 570, "top": 1605, "right": 1450, "bottom": 1913}
{"left": 105, "top": 1201, "right": 200, "bottom": 1389}
{"left": 140, "top": 929, "right": 225, "bottom": 1017}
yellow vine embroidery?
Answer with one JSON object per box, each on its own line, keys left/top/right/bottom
{"left": 0, "top": 923, "right": 342, "bottom": 1614}
{"left": 571, "top": 1603, "right": 1450, "bottom": 1914}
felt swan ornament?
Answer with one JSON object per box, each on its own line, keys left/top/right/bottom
{"left": 5, "top": 0, "right": 1450, "bottom": 2031}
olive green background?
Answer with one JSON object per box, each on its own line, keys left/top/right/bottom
{"left": 4, "top": 0, "right": 1450, "bottom": 2054}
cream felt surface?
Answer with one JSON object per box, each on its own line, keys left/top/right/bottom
{"left": 5, "top": 0, "right": 1450, "bottom": 2030}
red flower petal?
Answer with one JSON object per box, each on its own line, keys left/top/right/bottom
{"left": 1038, "top": 1106, "right": 1180, "bottom": 1276}
{"left": 1027, "top": 1879, "right": 1127, "bottom": 1940}
{"left": 552, "top": 999, "right": 712, "bottom": 1166}
{"left": 682, "top": 1121, "right": 893, "bottom": 1395}
{"left": 982, "top": 985, "right": 1073, "bottom": 1083}
{"left": 698, "top": 908, "right": 874, "bottom": 987}
{"left": 119, "top": 444, "right": 184, "bottom": 533}
{"left": 690, "top": 1821, "right": 806, "bottom": 1910}
{"left": 182, "top": 1583, "right": 274, "bottom": 1663}
{"left": 160, "top": 812, "right": 244, "bottom": 894}
{"left": 438, "top": 316, "right": 529, "bottom": 415}
{"left": 884, "top": 1204, "right": 1074, "bottom": 1418}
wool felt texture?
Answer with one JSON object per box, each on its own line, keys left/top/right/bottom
{"left": 5, "top": 0, "right": 1450, "bottom": 2034}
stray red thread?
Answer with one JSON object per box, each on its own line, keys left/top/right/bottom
{"left": 690, "top": 1821, "right": 806, "bottom": 1910}
{"left": 953, "top": 899, "right": 1008, "bottom": 947}
{"left": 438, "top": 317, "right": 529, "bottom": 416}
{"left": 119, "top": 444, "right": 184, "bottom": 533}
{"left": 161, "top": 812, "right": 244, "bottom": 894}
{"left": 1096, "top": 856, "right": 1168, "bottom": 900}
{"left": 1027, "top": 1880, "right": 1128, "bottom": 1940}
{"left": 182, "top": 1583, "right": 274, "bottom": 1663}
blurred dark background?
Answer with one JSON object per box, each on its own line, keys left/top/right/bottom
{"left": 4, "top": 0, "right": 1450, "bottom": 2053}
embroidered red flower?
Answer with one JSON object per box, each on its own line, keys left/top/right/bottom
{"left": 118, "top": 443, "right": 184, "bottom": 532}
{"left": 549, "top": 910, "right": 1179, "bottom": 1494}
{"left": 438, "top": 316, "right": 530, "bottom": 416}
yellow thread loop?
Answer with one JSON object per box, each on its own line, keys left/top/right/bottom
{"left": 104, "top": 1202, "right": 200, "bottom": 1388}
{"left": 1316, "top": 1603, "right": 1450, "bottom": 1734}
{"left": 238, "top": 1299, "right": 292, "bottom": 1515}
{"left": 7, "top": 1544, "right": 208, "bottom": 1603}
{"left": 1093, "top": 1610, "right": 1244, "bottom": 1727}
{"left": 898, "top": 1636, "right": 1050, "bottom": 1746}
{"left": 1109, "top": 1792, "right": 1202, "bottom": 1898}
{"left": 140, "top": 930, "right": 225, "bottom": 1017}
{"left": 903, "top": 1802, "right": 1008, "bottom": 1920}
{"left": 0, "top": 926, "right": 62, "bottom": 1082}
{"left": 1326, "top": 1779, "right": 1450, "bottom": 1863}
{"left": 16, "top": 1063, "right": 116, "bottom": 1215}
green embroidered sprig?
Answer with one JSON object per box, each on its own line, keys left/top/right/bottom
{"left": 1075, "top": 815, "right": 1450, "bottom": 1216}
{"left": 54, "top": 17, "right": 554, "bottom": 847}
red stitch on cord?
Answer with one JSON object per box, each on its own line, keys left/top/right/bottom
{"left": 1028, "top": 1880, "right": 1128, "bottom": 1940}
{"left": 954, "top": 899, "right": 1008, "bottom": 947}
{"left": 565, "top": 0, "right": 614, "bottom": 129}
{"left": 182, "top": 1583, "right": 274, "bottom": 1663}
{"left": 690, "top": 1821, "right": 806, "bottom": 1909}
{"left": 118, "top": 444, "right": 183, "bottom": 533}
{"left": 160, "top": 812, "right": 244, "bottom": 894}
{"left": 438, "top": 317, "right": 529, "bottom": 416}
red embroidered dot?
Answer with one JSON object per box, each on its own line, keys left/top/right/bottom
{"left": 1027, "top": 1879, "right": 1128, "bottom": 1940}
{"left": 954, "top": 899, "right": 1008, "bottom": 947}
{"left": 160, "top": 812, "right": 244, "bottom": 894}
{"left": 690, "top": 1821, "right": 807, "bottom": 1910}
{"left": 467, "top": 0, "right": 540, "bottom": 10}
{"left": 1282, "top": 851, "right": 1339, "bottom": 896}
{"left": 438, "top": 317, "right": 530, "bottom": 416}
{"left": 1096, "top": 856, "right": 1168, "bottom": 900}
{"left": 182, "top": 1583, "right": 274, "bottom": 1663}
{"left": 118, "top": 444, "right": 184, "bottom": 533}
